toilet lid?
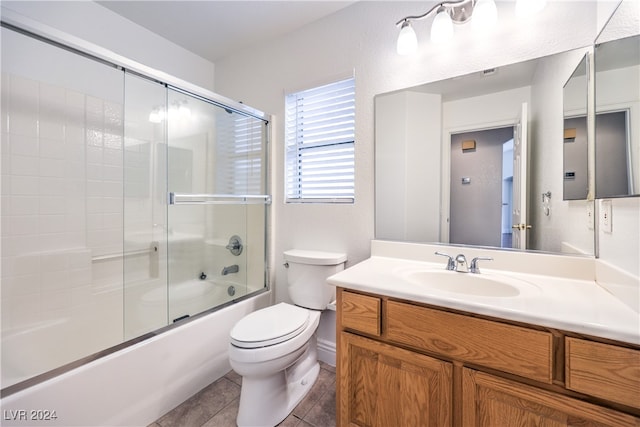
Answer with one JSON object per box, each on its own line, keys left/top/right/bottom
{"left": 230, "top": 303, "right": 310, "bottom": 349}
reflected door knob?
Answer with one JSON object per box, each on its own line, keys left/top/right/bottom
{"left": 512, "top": 224, "right": 532, "bottom": 230}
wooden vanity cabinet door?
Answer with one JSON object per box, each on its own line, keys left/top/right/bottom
{"left": 566, "top": 337, "right": 640, "bottom": 410}
{"left": 339, "top": 332, "right": 452, "bottom": 427}
{"left": 462, "top": 368, "right": 640, "bottom": 427}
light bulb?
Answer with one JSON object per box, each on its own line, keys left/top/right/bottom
{"left": 473, "top": 0, "right": 498, "bottom": 30}
{"left": 149, "top": 108, "right": 165, "bottom": 123}
{"left": 178, "top": 103, "right": 191, "bottom": 118}
{"left": 431, "top": 8, "right": 454, "bottom": 44}
{"left": 515, "top": 0, "right": 547, "bottom": 18}
{"left": 396, "top": 20, "right": 417, "bottom": 55}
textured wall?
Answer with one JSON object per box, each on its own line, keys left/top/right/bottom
{"left": 214, "top": 1, "right": 603, "bottom": 304}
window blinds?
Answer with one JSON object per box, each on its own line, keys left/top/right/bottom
{"left": 285, "top": 77, "right": 355, "bottom": 202}
{"left": 216, "top": 112, "right": 265, "bottom": 195}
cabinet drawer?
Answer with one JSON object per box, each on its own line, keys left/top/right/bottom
{"left": 386, "top": 301, "right": 553, "bottom": 383}
{"left": 340, "top": 291, "right": 381, "bottom": 336}
{"left": 566, "top": 337, "right": 640, "bottom": 409}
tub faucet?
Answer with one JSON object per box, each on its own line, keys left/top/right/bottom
{"left": 221, "top": 264, "right": 239, "bottom": 275}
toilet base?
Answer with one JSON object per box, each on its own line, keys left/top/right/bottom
{"left": 236, "top": 337, "right": 320, "bottom": 427}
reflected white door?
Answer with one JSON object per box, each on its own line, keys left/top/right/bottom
{"left": 512, "top": 102, "right": 529, "bottom": 249}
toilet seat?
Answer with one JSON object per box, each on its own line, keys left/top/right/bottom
{"left": 230, "top": 303, "right": 310, "bottom": 349}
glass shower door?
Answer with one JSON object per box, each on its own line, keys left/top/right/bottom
{"left": 123, "top": 72, "right": 168, "bottom": 340}
{"left": 166, "top": 89, "right": 268, "bottom": 323}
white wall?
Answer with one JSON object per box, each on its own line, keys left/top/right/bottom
{"left": 375, "top": 91, "right": 442, "bottom": 242}
{"left": 0, "top": 1, "right": 215, "bottom": 90}
{"left": 529, "top": 47, "right": 596, "bottom": 255}
{"left": 599, "top": 197, "right": 640, "bottom": 278}
{"left": 593, "top": 0, "right": 640, "bottom": 277}
{"left": 214, "top": 1, "right": 603, "bottom": 304}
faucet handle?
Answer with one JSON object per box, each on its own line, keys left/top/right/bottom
{"left": 470, "top": 256, "right": 493, "bottom": 274}
{"left": 435, "top": 251, "right": 456, "bottom": 271}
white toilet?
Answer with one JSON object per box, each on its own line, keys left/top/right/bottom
{"left": 228, "top": 249, "right": 346, "bottom": 427}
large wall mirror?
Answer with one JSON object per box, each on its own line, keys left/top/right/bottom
{"left": 594, "top": 1, "right": 640, "bottom": 199}
{"left": 375, "top": 47, "right": 596, "bottom": 256}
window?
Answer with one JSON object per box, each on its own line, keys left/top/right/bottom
{"left": 216, "top": 111, "right": 266, "bottom": 195}
{"left": 285, "top": 77, "right": 355, "bottom": 203}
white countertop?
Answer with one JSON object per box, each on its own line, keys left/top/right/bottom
{"left": 327, "top": 255, "right": 640, "bottom": 345}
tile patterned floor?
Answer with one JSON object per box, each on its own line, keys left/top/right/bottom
{"left": 149, "top": 362, "right": 336, "bottom": 427}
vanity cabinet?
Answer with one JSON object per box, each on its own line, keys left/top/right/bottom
{"left": 462, "top": 368, "right": 639, "bottom": 426}
{"left": 337, "top": 288, "right": 640, "bottom": 427}
{"left": 340, "top": 332, "right": 452, "bottom": 427}
{"left": 565, "top": 337, "right": 640, "bottom": 409}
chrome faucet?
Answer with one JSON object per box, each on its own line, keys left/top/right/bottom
{"left": 455, "top": 254, "right": 469, "bottom": 273}
{"left": 470, "top": 256, "right": 493, "bottom": 274}
{"left": 221, "top": 264, "right": 239, "bottom": 275}
{"left": 435, "top": 252, "right": 492, "bottom": 274}
{"left": 435, "top": 252, "right": 456, "bottom": 271}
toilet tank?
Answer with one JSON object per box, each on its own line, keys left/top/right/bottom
{"left": 284, "top": 249, "right": 347, "bottom": 310}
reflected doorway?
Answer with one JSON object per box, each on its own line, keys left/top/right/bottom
{"left": 450, "top": 126, "right": 515, "bottom": 248}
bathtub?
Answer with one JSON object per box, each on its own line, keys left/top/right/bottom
{"left": 124, "top": 277, "right": 241, "bottom": 340}
{"left": 162, "top": 278, "right": 237, "bottom": 322}
{"left": 2, "top": 283, "right": 125, "bottom": 390}
{"left": 0, "top": 291, "right": 271, "bottom": 427}
{"left": 1, "top": 319, "right": 71, "bottom": 387}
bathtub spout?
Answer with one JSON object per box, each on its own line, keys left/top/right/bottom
{"left": 221, "top": 264, "right": 239, "bottom": 275}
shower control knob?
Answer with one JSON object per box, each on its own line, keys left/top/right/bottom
{"left": 226, "top": 235, "right": 243, "bottom": 256}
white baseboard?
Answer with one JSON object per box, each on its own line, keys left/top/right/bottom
{"left": 317, "top": 338, "right": 336, "bottom": 367}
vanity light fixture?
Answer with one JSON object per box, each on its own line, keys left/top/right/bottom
{"left": 395, "top": 0, "right": 496, "bottom": 54}
{"left": 396, "top": 0, "right": 544, "bottom": 55}
{"left": 396, "top": 20, "right": 418, "bottom": 55}
{"left": 148, "top": 106, "right": 166, "bottom": 123}
{"left": 148, "top": 101, "right": 191, "bottom": 123}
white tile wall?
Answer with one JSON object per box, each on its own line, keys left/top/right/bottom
{"left": 1, "top": 34, "right": 268, "bottom": 389}
{"left": 1, "top": 73, "right": 125, "bottom": 387}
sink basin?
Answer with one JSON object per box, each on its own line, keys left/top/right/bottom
{"left": 402, "top": 269, "right": 539, "bottom": 298}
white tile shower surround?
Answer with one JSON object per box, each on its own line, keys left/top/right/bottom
{"left": 1, "top": 26, "right": 269, "bottom": 397}
{"left": 2, "top": 72, "right": 127, "bottom": 386}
